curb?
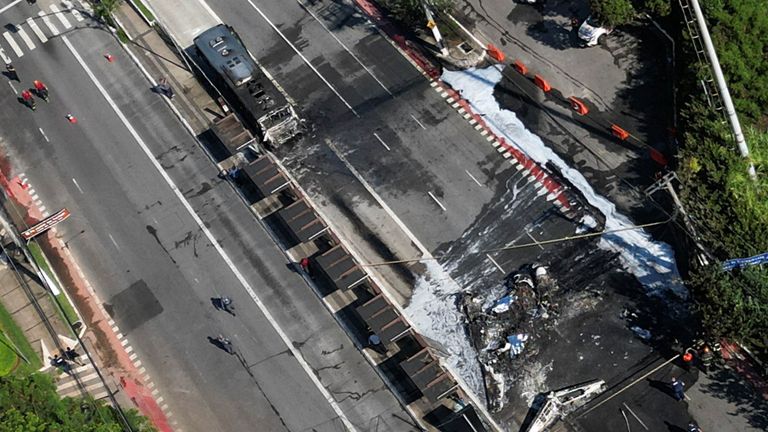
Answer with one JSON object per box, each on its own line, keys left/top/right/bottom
{"left": 350, "top": 0, "right": 576, "bottom": 212}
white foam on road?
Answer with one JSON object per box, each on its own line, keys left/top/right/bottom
{"left": 442, "top": 65, "right": 684, "bottom": 298}
{"left": 405, "top": 260, "right": 485, "bottom": 400}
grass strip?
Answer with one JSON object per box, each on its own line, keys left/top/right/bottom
{"left": 27, "top": 242, "right": 80, "bottom": 325}
{"left": 0, "top": 301, "right": 41, "bottom": 372}
{"left": 131, "top": 0, "right": 155, "bottom": 23}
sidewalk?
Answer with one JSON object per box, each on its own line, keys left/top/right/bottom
{"left": 114, "top": 1, "right": 219, "bottom": 136}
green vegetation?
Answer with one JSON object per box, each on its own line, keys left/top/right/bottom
{"left": 675, "top": 0, "right": 768, "bottom": 356}
{"left": 116, "top": 27, "right": 130, "bottom": 44}
{"left": 589, "top": 0, "right": 636, "bottom": 26}
{"left": 27, "top": 242, "right": 80, "bottom": 327}
{"left": 587, "top": 0, "right": 672, "bottom": 26}
{"left": 0, "top": 372, "right": 156, "bottom": 431}
{"left": 93, "top": 0, "right": 122, "bottom": 21}
{"left": 0, "top": 301, "right": 40, "bottom": 373}
{"left": 130, "top": 0, "right": 155, "bottom": 23}
{"left": 381, "top": 0, "right": 455, "bottom": 27}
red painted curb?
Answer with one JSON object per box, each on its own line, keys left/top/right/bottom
{"left": 349, "top": 0, "right": 573, "bottom": 211}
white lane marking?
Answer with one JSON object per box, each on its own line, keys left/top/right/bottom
{"left": 108, "top": 234, "right": 120, "bottom": 250}
{"left": 326, "top": 139, "right": 431, "bottom": 256}
{"left": 71, "top": 178, "right": 84, "bottom": 194}
{"left": 75, "top": 0, "right": 92, "bottom": 14}
{"left": 50, "top": 4, "right": 72, "bottom": 29}
{"left": 244, "top": 0, "right": 359, "bottom": 117}
{"left": 62, "top": 0, "right": 84, "bottom": 22}
{"left": 62, "top": 35, "right": 358, "bottom": 432}
{"left": 8, "top": 81, "right": 17, "bottom": 95}
{"left": 39, "top": 128, "right": 49, "bottom": 142}
{"left": 465, "top": 170, "right": 483, "bottom": 187}
{"left": 295, "top": 0, "right": 392, "bottom": 96}
{"left": 16, "top": 26, "right": 35, "bottom": 50}
{"left": 410, "top": 114, "right": 426, "bottom": 129}
{"left": 486, "top": 254, "right": 505, "bottom": 274}
{"left": 3, "top": 32, "right": 23, "bottom": 57}
{"left": 0, "top": 0, "right": 22, "bottom": 14}
{"left": 39, "top": 11, "right": 60, "bottom": 36}
{"left": 372, "top": 132, "right": 390, "bottom": 151}
{"left": 26, "top": 18, "right": 48, "bottom": 43}
{"left": 0, "top": 47, "right": 9, "bottom": 63}
{"left": 427, "top": 191, "right": 447, "bottom": 212}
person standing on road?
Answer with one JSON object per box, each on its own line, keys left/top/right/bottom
{"left": 220, "top": 296, "right": 235, "bottom": 316}
{"left": 65, "top": 346, "right": 83, "bottom": 366}
{"left": 216, "top": 334, "right": 235, "bottom": 355}
{"left": 6, "top": 63, "right": 19, "bottom": 81}
{"left": 671, "top": 376, "right": 686, "bottom": 401}
{"left": 21, "top": 89, "right": 36, "bottom": 110}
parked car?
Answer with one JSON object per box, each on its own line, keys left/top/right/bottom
{"left": 577, "top": 15, "right": 612, "bottom": 47}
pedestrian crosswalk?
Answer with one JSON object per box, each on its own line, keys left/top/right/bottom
{"left": 56, "top": 361, "right": 113, "bottom": 402}
{"left": 1, "top": 0, "right": 94, "bottom": 63}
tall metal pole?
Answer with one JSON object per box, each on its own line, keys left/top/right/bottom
{"left": 422, "top": 1, "right": 449, "bottom": 56}
{"left": 690, "top": 0, "right": 756, "bottom": 179}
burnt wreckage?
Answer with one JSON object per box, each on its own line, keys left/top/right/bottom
{"left": 194, "top": 24, "right": 303, "bottom": 148}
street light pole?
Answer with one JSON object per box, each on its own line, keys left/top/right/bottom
{"left": 690, "top": 0, "right": 756, "bottom": 179}
{"left": 422, "top": 1, "right": 449, "bottom": 56}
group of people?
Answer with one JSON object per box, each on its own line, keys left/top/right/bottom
{"left": 7, "top": 63, "right": 49, "bottom": 110}
{"left": 50, "top": 346, "right": 83, "bottom": 373}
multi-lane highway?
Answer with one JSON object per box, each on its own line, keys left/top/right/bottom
{"left": 0, "top": 1, "right": 413, "bottom": 431}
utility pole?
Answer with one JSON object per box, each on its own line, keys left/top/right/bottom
{"left": 422, "top": 1, "right": 449, "bottom": 56}
{"left": 689, "top": 0, "right": 756, "bottom": 179}
{"left": 645, "top": 172, "right": 710, "bottom": 265}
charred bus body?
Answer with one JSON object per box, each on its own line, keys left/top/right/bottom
{"left": 193, "top": 24, "right": 302, "bottom": 147}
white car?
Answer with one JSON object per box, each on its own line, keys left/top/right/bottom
{"left": 578, "top": 15, "right": 613, "bottom": 47}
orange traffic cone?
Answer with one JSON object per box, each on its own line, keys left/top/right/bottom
{"left": 105, "top": 53, "right": 115, "bottom": 62}
{"left": 66, "top": 113, "right": 78, "bottom": 124}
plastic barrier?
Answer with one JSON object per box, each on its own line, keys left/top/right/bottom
{"left": 568, "top": 97, "right": 589, "bottom": 115}
{"left": 611, "top": 124, "right": 630, "bottom": 140}
{"left": 534, "top": 75, "right": 551, "bottom": 92}
{"left": 649, "top": 148, "right": 668, "bottom": 166}
{"left": 486, "top": 44, "right": 505, "bottom": 62}
{"left": 513, "top": 60, "right": 528, "bottom": 75}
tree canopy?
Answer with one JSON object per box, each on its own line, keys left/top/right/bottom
{"left": 677, "top": 0, "right": 768, "bottom": 355}
{"left": 0, "top": 372, "right": 155, "bottom": 432}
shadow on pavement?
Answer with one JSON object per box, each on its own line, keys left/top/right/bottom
{"left": 699, "top": 368, "right": 768, "bottom": 429}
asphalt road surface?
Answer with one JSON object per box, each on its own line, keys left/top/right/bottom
{"left": 196, "top": 0, "right": 588, "bottom": 300}
{"left": 0, "top": 2, "right": 413, "bottom": 431}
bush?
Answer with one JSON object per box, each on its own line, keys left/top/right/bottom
{"left": 589, "top": 0, "right": 636, "bottom": 26}
{"left": 677, "top": 0, "right": 768, "bottom": 353}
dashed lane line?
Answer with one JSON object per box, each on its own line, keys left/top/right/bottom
{"left": 16, "top": 26, "right": 35, "bottom": 50}
{"left": 244, "top": 0, "right": 359, "bottom": 117}
{"left": 39, "top": 11, "right": 60, "bottom": 36}
{"left": 26, "top": 17, "right": 48, "bottom": 43}
{"left": 294, "top": 0, "right": 392, "bottom": 96}
{"left": 465, "top": 170, "right": 483, "bottom": 187}
{"left": 373, "top": 132, "right": 390, "bottom": 151}
{"left": 0, "top": 47, "right": 9, "bottom": 63}
{"left": 62, "top": 34, "right": 358, "bottom": 432}
{"left": 427, "top": 191, "right": 447, "bottom": 212}
{"left": 2, "top": 32, "right": 23, "bottom": 57}
{"left": 50, "top": 4, "right": 72, "bottom": 30}
{"left": 71, "top": 178, "right": 84, "bottom": 194}
{"left": 410, "top": 114, "right": 426, "bottom": 129}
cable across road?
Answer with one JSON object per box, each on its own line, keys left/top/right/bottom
{"left": 362, "top": 219, "right": 670, "bottom": 267}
